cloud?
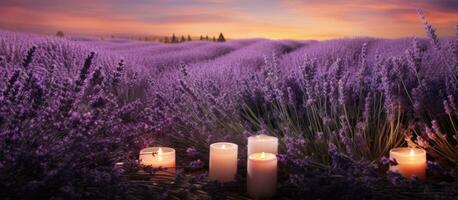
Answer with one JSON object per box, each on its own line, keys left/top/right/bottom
{"left": 141, "top": 14, "right": 237, "bottom": 24}
{"left": 0, "top": 0, "right": 455, "bottom": 39}
{"left": 411, "top": 0, "right": 458, "bottom": 12}
{"left": 281, "top": 0, "right": 457, "bottom": 38}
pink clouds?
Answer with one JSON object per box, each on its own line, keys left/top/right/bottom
{"left": 281, "top": 0, "right": 457, "bottom": 38}
{"left": 0, "top": 0, "right": 456, "bottom": 39}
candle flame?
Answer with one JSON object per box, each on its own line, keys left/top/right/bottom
{"left": 222, "top": 144, "right": 226, "bottom": 149}
{"left": 261, "top": 152, "right": 266, "bottom": 159}
{"left": 157, "top": 147, "right": 163, "bottom": 161}
{"left": 409, "top": 149, "right": 415, "bottom": 156}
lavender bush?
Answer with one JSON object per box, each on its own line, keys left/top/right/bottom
{"left": 0, "top": 44, "right": 153, "bottom": 198}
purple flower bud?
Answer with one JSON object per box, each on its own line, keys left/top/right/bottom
{"left": 316, "top": 132, "right": 324, "bottom": 140}
{"left": 277, "top": 153, "right": 288, "bottom": 164}
{"left": 416, "top": 136, "right": 429, "bottom": 148}
{"left": 189, "top": 159, "right": 204, "bottom": 169}
{"left": 380, "top": 156, "right": 397, "bottom": 166}
{"left": 425, "top": 126, "right": 435, "bottom": 140}
{"left": 431, "top": 120, "right": 446, "bottom": 139}
{"left": 444, "top": 99, "right": 452, "bottom": 115}
{"left": 186, "top": 147, "right": 199, "bottom": 157}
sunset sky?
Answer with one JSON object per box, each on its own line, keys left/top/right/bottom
{"left": 0, "top": 0, "right": 456, "bottom": 40}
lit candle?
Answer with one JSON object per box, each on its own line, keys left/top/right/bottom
{"left": 389, "top": 147, "right": 426, "bottom": 180}
{"left": 139, "top": 147, "right": 176, "bottom": 169}
{"left": 247, "top": 152, "right": 277, "bottom": 199}
{"left": 209, "top": 142, "right": 238, "bottom": 183}
{"left": 247, "top": 134, "right": 278, "bottom": 156}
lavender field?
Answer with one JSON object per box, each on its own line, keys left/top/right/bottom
{"left": 1, "top": 18, "right": 458, "bottom": 199}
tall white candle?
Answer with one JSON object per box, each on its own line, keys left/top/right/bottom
{"left": 247, "top": 152, "right": 277, "bottom": 199}
{"left": 209, "top": 142, "right": 238, "bottom": 183}
{"left": 390, "top": 147, "right": 426, "bottom": 180}
{"left": 248, "top": 134, "right": 278, "bottom": 156}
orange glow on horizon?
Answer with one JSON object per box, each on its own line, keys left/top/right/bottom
{"left": 0, "top": 0, "right": 456, "bottom": 40}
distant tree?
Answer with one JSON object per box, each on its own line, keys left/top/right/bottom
{"left": 187, "top": 35, "right": 192, "bottom": 41}
{"left": 164, "top": 36, "right": 170, "bottom": 43}
{"left": 180, "top": 35, "right": 186, "bottom": 43}
{"left": 205, "top": 35, "right": 209, "bottom": 40}
{"left": 212, "top": 36, "right": 216, "bottom": 42}
{"left": 217, "top": 33, "right": 226, "bottom": 42}
{"left": 200, "top": 35, "right": 204, "bottom": 40}
{"left": 56, "top": 30, "right": 64, "bottom": 37}
{"left": 171, "top": 34, "right": 178, "bottom": 43}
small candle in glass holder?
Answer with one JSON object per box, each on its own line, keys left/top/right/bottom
{"left": 389, "top": 147, "right": 426, "bottom": 180}
{"left": 209, "top": 142, "right": 238, "bottom": 183}
{"left": 247, "top": 134, "right": 278, "bottom": 156}
{"left": 139, "top": 147, "right": 176, "bottom": 169}
{"left": 139, "top": 147, "right": 176, "bottom": 181}
{"left": 247, "top": 152, "right": 277, "bottom": 199}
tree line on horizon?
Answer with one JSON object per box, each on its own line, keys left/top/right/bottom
{"left": 161, "top": 33, "right": 226, "bottom": 43}
{"left": 54, "top": 30, "right": 226, "bottom": 43}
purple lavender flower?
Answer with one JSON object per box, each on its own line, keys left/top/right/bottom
{"left": 186, "top": 146, "right": 199, "bottom": 157}
{"left": 22, "top": 46, "right": 37, "bottom": 68}
{"left": 444, "top": 99, "right": 453, "bottom": 115}
{"left": 431, "top": 120, "right": 446, "bottom": 139}
{"left": 338, "top": 77, "right": 348, "bottom": 106}
{"left": 418, "top": 9, "right": 441, "bottom": 49}
{"left": 416, "top": 136, "right": 429, "bottom": 148}
{"left": 425, "top": 126, "right": 436, "bottom": 140}
{"left": 380, "top": 156, "right": 397, "bottom": 166}
{"left": 189, "top": 159, "right": 204, "bottom": 169}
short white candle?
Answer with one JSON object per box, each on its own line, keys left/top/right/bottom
{"left": 139, "top": 147, "right": 176, "bottom": 169}
{"left": 390, "top": 147, "right": 426, "bottom": 180}
{"left": 247, "top": 152, "right": 277, "bottom": 199}
{"left": 248, "top": 134, "right": 278, "bottom": 156}
{"left": 209, "top": 142, "right": 238, "bottom": 183}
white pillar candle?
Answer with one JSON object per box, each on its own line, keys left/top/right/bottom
{"left": 139, "top": 147, "right": 176, "bottom": 169}
{"left": 390, "top": 147, "right": 426, "bottom": 180}
{"left": 248, "top": 134, "right": 278, "bottom": 156}
{"left": 209, "top": 142, "right": 238, "bottom": 183}
{"left": 247, "top": 152, "right": 277, "bottom": 199}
